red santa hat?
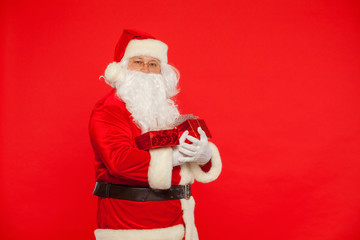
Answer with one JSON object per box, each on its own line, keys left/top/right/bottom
{"left": 103, "top": 29, "right": 168, "bottom": 86}
{"left": 113, "top": 29, "right": 168, "bottom": 63}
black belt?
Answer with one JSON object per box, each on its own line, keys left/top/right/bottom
{"left": 93, "top": 182, "right": 191, "bottom": 201}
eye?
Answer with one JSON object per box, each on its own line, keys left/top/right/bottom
{"left": 134, "top": 60, "right": 143, "bottom": 64}
{"left": 149, "top": 62, "right": 158, "bottom": 67}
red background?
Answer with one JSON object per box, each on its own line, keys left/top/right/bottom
{"left": 1, "top": 0, "right": 360, "bottom": 239}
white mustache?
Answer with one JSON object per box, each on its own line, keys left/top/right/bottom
{"left": 116, "top": 69, "right": 180, "bottom": 133}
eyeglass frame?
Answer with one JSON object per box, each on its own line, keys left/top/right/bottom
{"left": 128, "top": 56, "right": 161, "bottom": 73}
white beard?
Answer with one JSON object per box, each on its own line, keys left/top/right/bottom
{"left": 115, "top": 69, "right": 180, "bottom": 133}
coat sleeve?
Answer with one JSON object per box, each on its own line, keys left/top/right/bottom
{"left": 189, "top": 142, "right": 222, "bottom": 183}
{"left": 89, "top": 101, "right": 173, "bottom": 188}
{"left": 89, "top": 102, "right": 151, "bottom": 183}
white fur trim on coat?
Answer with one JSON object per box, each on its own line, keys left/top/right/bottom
{"left": 148, "top": 147, "right": 173, "bottom": 189}
{"left": 181, "top": 197, "right": 199, "bottom": 240}
{"left": 94, "top": 224, "right": 184, "bottom": 240}
{"left": 179, "top": 163, "right": 195, "bottom": 185}
{"left": 124, "top": 39, "right": 168, "bottom": 63}
{"left": 189, "top": 142, "right": 222, "bottom": 183}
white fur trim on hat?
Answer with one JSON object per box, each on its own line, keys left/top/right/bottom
{"left": 123, "top": 39, "right": 168, "bottom": 63}
{"left": 189, "top": 142, "right": 222, "bottom": 183}
{"left": 148, "top": 147, "right": 173, "bottom": 189}
{"left": 94, "top": 224, "right": 184, "bottom": 240}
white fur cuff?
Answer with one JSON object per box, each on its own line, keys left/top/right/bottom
{"left": 148, "top": 147, "right": 173, "bottom": 189}
{"left": 95, "top": 224, "right": 184, "bottom": 240}
{"left": 189, "top": 142, "right": 222, "bottom": 183}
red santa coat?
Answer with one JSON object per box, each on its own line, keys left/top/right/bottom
{"left": 89, "top": 89, "right": 222, "bottom": 240}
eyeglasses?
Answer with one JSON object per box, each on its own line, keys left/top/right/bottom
{"left": 129, "top": 59, "right": 161, "bottom": 73}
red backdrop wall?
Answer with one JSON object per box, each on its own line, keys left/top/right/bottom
{"left": 1, "top": 0, "right": 360, "bottom": 239}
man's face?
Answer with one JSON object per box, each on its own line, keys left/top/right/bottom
{"left": 128, "top": 56, "right": 161, "bottom": 74}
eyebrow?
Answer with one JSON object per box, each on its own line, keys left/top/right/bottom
{"left": 130, "top": 57, "right": 160, "bottom": 62}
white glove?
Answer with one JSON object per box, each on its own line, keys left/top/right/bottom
{"left": 172, "top": 127, "right": 212, "bottom": 166}
{"left": 172, "top": 130, "right": 189, "bottom": 166}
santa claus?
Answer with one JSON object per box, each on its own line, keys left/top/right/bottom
{"left": 89, "top": 29, "right": 222, "bottom": 240}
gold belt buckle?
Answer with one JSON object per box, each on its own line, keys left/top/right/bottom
{"left": 184, "top": 184, "right": 191, "bottom": 200}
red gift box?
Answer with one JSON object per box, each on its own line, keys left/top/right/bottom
{"left": 177, "top": 119, "right": 212, "bottom": 139}
{"left": 135, "top": 118, "right": 212, "bottom": 150}
{"left": 134, "top": 129, "right": 179, "bottom": 150}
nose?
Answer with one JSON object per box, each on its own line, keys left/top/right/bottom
{"left": 140, "top": 63, "right": 150, "bottom": 73}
